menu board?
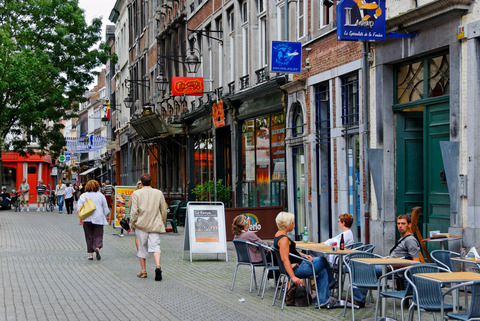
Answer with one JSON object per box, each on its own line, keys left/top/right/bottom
{"left": 113, "top": 186, "right": 136, "bottom": 228}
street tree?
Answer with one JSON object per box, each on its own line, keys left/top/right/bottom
{"left": 0, "top": 0, "right": 116, "bottom": 187}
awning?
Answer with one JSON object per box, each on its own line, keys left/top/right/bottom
{"left": 80, "top": 166, "right": 100, "bottom": 176}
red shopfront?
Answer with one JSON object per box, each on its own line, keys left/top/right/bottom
{"left": 2, "top": 152, "right": 53, "bottom": 202}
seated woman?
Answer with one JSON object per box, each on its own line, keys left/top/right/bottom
{"left": 0, "top": 187, "right": 11, "bottom": 209}
{"left": 323, "top": 213, "right": 355, "bottom": 264}
{"left": 232, "top": 214, "right": 269, "bottom": 264}
{"left": 274, "top": 211, "right": 336, "bottom": 308}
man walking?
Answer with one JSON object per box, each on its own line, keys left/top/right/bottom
{"left": 130, "top": 173, "right": 168, "bottom": 281}
{"left": 36, "top": 180, "right": 47, "bottom": 212}
{"left": 104, "top": 180, "right": 113, "bottom": 209}
{"left": 19, "top": 178, "right": 30, "bottom": 212}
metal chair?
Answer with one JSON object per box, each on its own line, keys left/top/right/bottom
{"left": 405, "top": 263, "right": 453, "bottom": 321}
{"left": 255, "top": 242, "right": 280, "bottom": 298}
{"left": 231, "top": 240, "right": 265, "bottom": 293}
{"left": 271, "top": 248, "right": 319, "bottom": 309}
{"left": 361, "top": 244, "right": 376, "bottom": 253}
{"left": 166, "top": 200, "right": 182, "bottom": 233}
{"left": 442, "top": 280, "right": 480, "bottom": 320}
{"left": 374, "top": 266, "right": 412, "bottom": 321}
{"left": 175, "top": 201, "right": 188, "bottom": 226}
{"left": 350, "top": 242, "right": 364, "bottom": 250}
{"left": 431, "top": 250, "right": 460, "bottom": 272}
{"left": 343, "top": 252, "right": 382, "bottom": 320}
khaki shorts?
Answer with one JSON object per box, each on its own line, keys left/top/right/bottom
{"left": 37, "top": 194, "right": 46, "bottom": 203}
{"left": 135, "top": 228, "right": 161, "bottom": 258}
{"left": 21, "top": 193, "right": 29, "bottom": 202}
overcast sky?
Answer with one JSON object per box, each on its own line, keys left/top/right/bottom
{"left": 79, "top": 0, "right": 117, "bottom": 33}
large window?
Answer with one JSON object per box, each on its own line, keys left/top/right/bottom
{"left": 341, "top": 72, "right": 359, "bottom": 128}
{"left": 297, "top": 0, "right": 306, "bottom": 39}
{"left": 239, "top": 113, "right": 285, "bottom": 207}
{"left": 193, "top": 132, "right": 213, "bottom": 187}
{"left": 315, "top": 83, "right": 330, "bottom": 142}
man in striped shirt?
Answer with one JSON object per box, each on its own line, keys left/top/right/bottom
{"left": 104, "top": 180, "right": 113, "bottom": 208}
{"left": 36, "top": 180, "right": 47, "bottom": 212}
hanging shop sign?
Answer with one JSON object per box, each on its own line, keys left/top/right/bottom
{"left": 65, "top": 135, "right": 107, "bottom": 153}
{"left": 172, "top": 77, "right": 204, "bottom": 96}
{"left": 212, "top": 100, "right": 225, "bottom": 128}
{"left": 337, "top": 0, "right": 386, "bottom": 41}
{"left": 270, "top": 41, "right": 302, "bottom": 73}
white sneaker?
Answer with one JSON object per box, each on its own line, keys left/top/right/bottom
{"left": 27, "top": 208, "right": 29, "bottom": 212}
{"left": 36, "top": 209, "right": 40, "bottom": 212}
{"left": 43, "top": 208, "right": 46, "bottom": 212}
{"left": 21, "top": 208, "right": 24, "bottom": 212}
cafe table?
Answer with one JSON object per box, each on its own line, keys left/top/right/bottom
{"left": 414, "top": 271, "right": 480, "bottom": 315}
{"left": 451, "top": 257, "right": 480, "bottom": 269}
{"left": 352, "top": 257, "right": 420, "bottom": 320}
{"left": 422, "top": 236, "right": 462, "bottom": 250}
{"left": 295, "top": 242, "right": 361, "bottom": 307}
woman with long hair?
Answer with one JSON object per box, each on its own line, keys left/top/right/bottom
{"left": 77, "top": 180, "right": 110, "bottom": 260}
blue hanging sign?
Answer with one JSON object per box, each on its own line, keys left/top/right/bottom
{"left": 271, "top": 41, "right": 302, "bottom": 73}
{"left": 337, "top": 0, "right": 386, "bottom": 41}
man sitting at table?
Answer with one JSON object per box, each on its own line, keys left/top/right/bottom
{"left": 352, "top": 213, "right": 420, "bottom": 308}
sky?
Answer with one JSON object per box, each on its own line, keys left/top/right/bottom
{"left": 78, "top": 0, "right": 117, "bottom": 34}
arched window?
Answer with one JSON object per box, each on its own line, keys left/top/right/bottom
{"left": 292, "top": 103, "right": 303, "bottom": 137}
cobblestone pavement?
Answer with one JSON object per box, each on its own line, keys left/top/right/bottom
{"left": 1, "top": 207, "right": 440, "bottom": 321}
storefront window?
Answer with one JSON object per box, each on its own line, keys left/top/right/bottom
{"left": 239, "top": 113, "right": 285, "bottom": 207}
{"left": 193, "top": 131, "right": 213, "bottom": 187}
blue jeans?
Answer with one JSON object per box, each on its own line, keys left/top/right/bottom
{"left": 57, "top": 195, "right": 64, "bottom": 212}
{"left": 294, "top": 256, "right": 333, "bottom": 305}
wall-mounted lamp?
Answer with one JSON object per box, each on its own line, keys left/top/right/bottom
{"left": 323, "top": 0, "right": 334, "bottom": 7}
{"left": 157, "top": 47, "right": 201, "bottom": 75}
{"left": 187, "top": 28, "right": 224, "bottom": 45}
{"left": 124, "top": 78, "right": 150, "bottom": 108}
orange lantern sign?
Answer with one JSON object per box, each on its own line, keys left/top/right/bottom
{"left": 172, "top": 77, "right": 204, "bottom": 96}
{"left": 212, "top": 100, "right": 225, "bottom": 128}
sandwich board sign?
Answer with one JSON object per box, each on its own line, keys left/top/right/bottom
{"left": 182, "top": 201, "right": 228, "bottom": 262}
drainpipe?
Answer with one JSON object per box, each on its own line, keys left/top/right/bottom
{"left": 284, "top": 0, "right": 288, "bottom": 40}
{"left": 362, "top": 41, "right": 370, "bottom": 243}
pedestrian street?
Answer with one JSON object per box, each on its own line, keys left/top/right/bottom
{"left": 0, "top": 208, "right": 444, "bottom": 321}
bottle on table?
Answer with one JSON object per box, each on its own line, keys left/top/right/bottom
{"left": 340, "top": 233, "right": 345, "bottom": 250}
{"left": 302, "top": 226, "right": 308, "bottom": 243}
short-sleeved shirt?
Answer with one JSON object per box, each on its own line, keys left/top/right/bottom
{"left": 390, "top": 234, "right": 420, "bottom": 259}
{"left": 19, "top": 183, "right": 30, "bottom": 195}
{"left": 36, "top": 184, "right": 47, "bottom": 195}
{"left": 104, "top": 184, "right": 113, "bottom": 196}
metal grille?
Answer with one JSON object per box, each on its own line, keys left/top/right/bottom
{"left": 341, "top": 73, "right": 359, "bottom": 128}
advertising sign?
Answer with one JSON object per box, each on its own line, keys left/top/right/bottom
{"left": 271, "top": 41, "right": 302, "bottom": 73}
{"left": 212, "top": 100, "right": 225, "bottom": 128}
{"left": 172, "top": 77, "right": 204, "bottom": 96}
{"left": 183, "top": 202, "right": 228, "bottom": 262}
{"left": 113, "top": 186, "right": 136, "bottom": 228}
{"left": 336, "top": 0, "right": 386, "bottom": 41}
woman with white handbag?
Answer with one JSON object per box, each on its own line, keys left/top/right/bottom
{"left": 77, "top": 180, "right": 110, "bottom": 260}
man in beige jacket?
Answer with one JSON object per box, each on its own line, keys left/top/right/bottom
{"left": 130, "top": 173, "right": 168, "bottom": 281}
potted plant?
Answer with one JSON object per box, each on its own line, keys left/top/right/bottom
{"left": 192, "top": 179, "right": 232, "bottom": 207}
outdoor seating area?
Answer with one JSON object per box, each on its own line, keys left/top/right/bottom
{"left": 229, "top": 239, "right": 480, "bottom": 321}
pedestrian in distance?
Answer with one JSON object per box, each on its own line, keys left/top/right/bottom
{"left": 130, "top": 173, "right": 167, "bottom": 281}
{"left": 55, "top": 179, "right": 66, "bottom": 213}
{"left": 104, "top": 180, "right": 113, "bottom": 209}
{"left": 77, "top": 180, "right": 110, "bottom": 260}
{"left": 64, "top": 182, "right": 75, "bottom": 214}
{"left": 36, "top": 180, "right": 47, "bottom": 212}
{"left": 19, "top": 178, "right": 30, "bottom": 212}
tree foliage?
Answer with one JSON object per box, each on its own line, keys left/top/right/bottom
{"left": 0, "top": 0, "right": 116, "bottom": 159}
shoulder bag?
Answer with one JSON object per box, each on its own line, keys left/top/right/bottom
{"left": 78, "top": 196, "right": 96, "bottom": 220}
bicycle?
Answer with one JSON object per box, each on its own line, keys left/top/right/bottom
{"left": 45, "top": 191, "right": 56, "bottom": 212}
{"left": 11, "top": 191, "right": 21, "bottom": 212}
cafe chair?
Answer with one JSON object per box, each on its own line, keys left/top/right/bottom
{"left": 361, "top": 244, "right": 376, "bottom": 253}
{"left": 374, "top": 266, "right": 412, "bottom": 321}
{"left": 350, "top": 242, "right": 364, "bottom": 250}
{"left": 431, "top": 250, "right": 460, "bottom": 272}
{"left": 271, "top": 248, "right": 319, "bottom": 309}
{"left": 231, "top": 240, "right": 265, "bottom": 293}
{"left": 442, "top": 279, "right": 480, "bottom": 320}
{"left": 343, "top": 252, "right": 383, "bottom": 321}
{"left": 255, "top": 242, "right": 280, "bottom": 299}
{"left": 405, "top": 263, "right": 453, "bottom": 321}
{"left": 166, "top": 200, "right": 182, "bottom": 233}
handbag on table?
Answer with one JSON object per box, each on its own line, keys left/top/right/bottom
{"left": 78, "top": 197, "right": 96, "bottom": 220}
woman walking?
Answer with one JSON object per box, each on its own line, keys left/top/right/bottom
{"left": 77, "top": 180, "right": 110, "bottom": 260}
{"left": 55, "top": 179, "right": 66, "bottom": 213}
{"left": 64, "top": 182, "right": 75, "bottom": 214}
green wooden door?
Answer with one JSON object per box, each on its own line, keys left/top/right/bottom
{"left": 396, "top": 111, "right": 424, "bottom": 218}
{"left": 424, "top": 102, "right": 450, "bottom": 241}
{"left": 396, "top": 103, "right": 450, "bottom": 249}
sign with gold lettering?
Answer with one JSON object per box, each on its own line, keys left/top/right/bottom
{"left": 172, "top": 77, "right": 204, "bottom": 96}
{"left": 337, "top": 0, "right": 386, "bottom": 41}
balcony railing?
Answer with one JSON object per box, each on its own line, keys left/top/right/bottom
{"left": 228, "top": 81, "right": 235, "bottom": 94}
{"left": 255, "top": 67, "right": 270, "bottom": 84}
{"left": 240, "top": 75, "right": 249, "bottom": 90}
